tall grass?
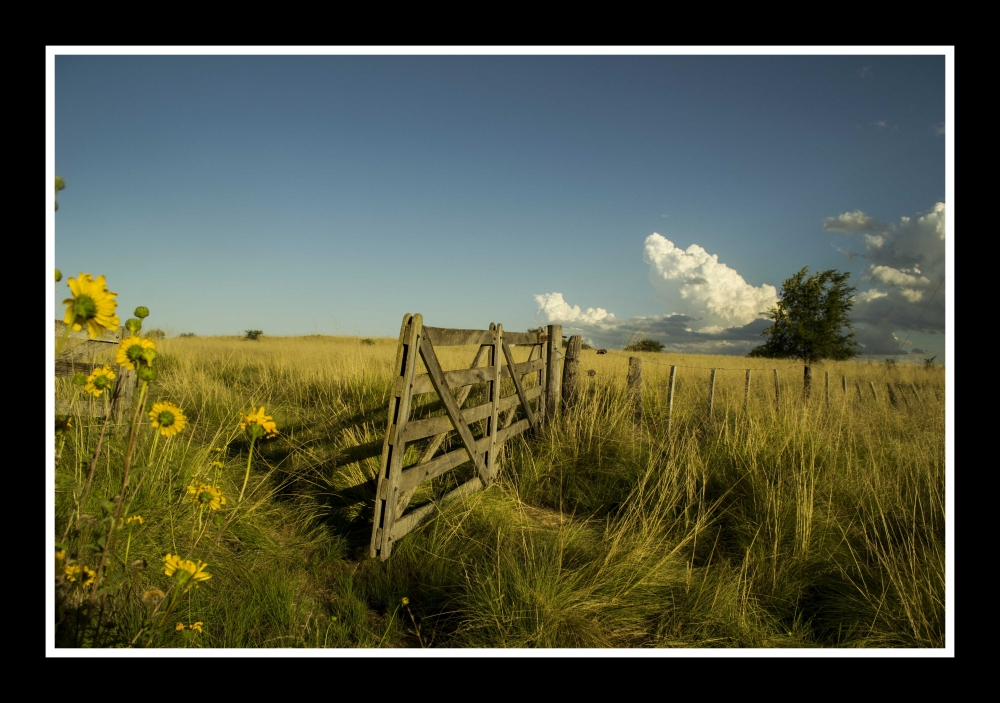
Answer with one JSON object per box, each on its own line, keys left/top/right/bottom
{"left": 54, "top": 336, "right": 945, "bottom": 648}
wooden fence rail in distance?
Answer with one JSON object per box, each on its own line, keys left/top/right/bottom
{"left": 370, "top": 315, "right": 562, "bottom": 560}
{"left": 54, "top": 320, "right": 135, "bottom": 419}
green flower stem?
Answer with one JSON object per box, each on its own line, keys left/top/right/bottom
{"left": 90, "top": 380, "right": 148, "bottom": 602}
{"left": 238, "top": 435, "right": 258, "bottom": 506}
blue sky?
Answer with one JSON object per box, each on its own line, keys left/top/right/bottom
{"left": 52, "top": 52, "right": 949, "bottom": 359}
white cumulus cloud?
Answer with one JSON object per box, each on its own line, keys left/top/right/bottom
{"left": 643, "top": 233, "right": 778, "bottom": 330}
{"left": 869, "top": 265, "right": 932, "bottom": 288}
{"left": 533, "top": 292, "right": 617, "bottom": 326}
{"left": 857, "top": 289, "right": 888, "bottom": 303}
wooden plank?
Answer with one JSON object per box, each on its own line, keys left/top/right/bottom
{"left": 803, "top": 365, "right": 812, "bottom": 401}
{"left": 744, "top": 369, "right": 751, "bottom": 410}
{"left": 111, "top": 366, "right": 136, "bottom": 422}
{"left": 545, "top": 324, "right": 563, "bottom": 420}
{"left": 370, "top": 313, "right": 421, "bottom": 561}
{"left": 666, "top": 365, "right": 677, "bottom": 438}
{"left": 402, "top": 398, "right": 495, "bottom": 443}
{"left": 707, "top": 368, "right": 716, "bottom": 421}
{"left": 562, "top": 335, "right": 582, "bottom": 407}
{"left": 390, "top": 475, "right": 484, "bottom": 542}
{"left": 422, "top": 326, "right": 493, "bottom": 347}
{"left": 398, "top": 438, "right": 488, "bottom": 492}
{"left": 485, "top": 325, "right": 502, "bottom": 484}
{"left": 497, "top": 418, "right": 530, "bottom": 444}
{"left": 502, "top": 336, "right": 538, "bottom": 430}
{"left": 411, "top": 366, "right": 493, "bottom": 396}
{"left": 419, "top": 334, "right": 490, "bottom": 486}
{"left": 774, "top": 369, "right": 780, "bottom": 406}
{"left": 503, "top": 331, "right": 541, "bottom": 346}
{"left": 886, "top": 382, "right": 899, "bottom": 407}
{"left": 536, "top": 333, "right": 548, "bottom": 425}
{"left": 410, "top": 359, "right": 544, "bottom": 396}
{"left": 628, "top": 357, "right": 643, "bottom": 421}
{"left": 397, "top": 417, "right": 530, "bottom": 493}
{"left": 55, "top": 320, "right": 122, "bottom": 344}
{"left": 416, "top": 342, "right": 492, "bottom": 464}
{"left": 503, "top": 344, "right": 541, "bottom": 429}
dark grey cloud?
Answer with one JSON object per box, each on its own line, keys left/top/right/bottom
{"left": 554, "top": 314, "right": 770, "bottom": 356}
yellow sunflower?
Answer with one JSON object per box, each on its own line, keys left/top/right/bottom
{"left": 62, "top": 273, "right": 120, "bottom": 339}
{"left": 163, "top": 554, "right": 211, "bottom": 584}
{"left": 186, "top": 483, "right": 227, "bottom": 510}
{"left": 64, "top": 563, "right": 97, "bottom": 587}
{"left": 240, "top": 406, "right": 278, "bottom": 438}
{"left": 116, "top": 336, "right": 156, "bottom": 370}
{"left": 84, "top": 365, "right": 117, "bottom": 398}
{"left": 149, "top": 402, "right": 187, "bottom": 437}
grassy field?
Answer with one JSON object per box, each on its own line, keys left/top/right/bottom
{"left": 53, "top": 334, "right": 946, "bottom": 648}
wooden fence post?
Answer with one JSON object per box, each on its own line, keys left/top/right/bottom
{"left": 886, "top": 382, "right": 899, "bottom": 407}
{"left": 627, "top": 356, "right": 643, "bottom": 421}
{"left": 545, "top": 324, "right": 562, "bottom": 422}
{"left": 371, "top": 313, "right": 423, "bottom": 560}
{"left": 825, "top": 371, "right": 830, "bottom": 406}
{"left": 774, "top": 369, "right": 780, "bottom": 407}
{"left": 666, "top": 365, "right": 677, "bottom": 437}
{"left": 842, "top": 375, "right": 847, "bottom": 393}
{"left": 909, "top": 382, "right": 923, "bottom": 404}
{"left": 707, "top": 368, "right": 717, "bottom": 421}
{"left": 889, "top": 382, "right": 910, "bottom": 409}
{"left": 869, "top": 381, "right": 878, "bottom": 401}
{"left": 562, "top": 335, "right": 582, "bottom": 408}
{"left": 744, "top": 369, "right": 751, "bottom": 410}
{"left": 803, "top": 365, "right": 812, "bottom": 401}
{"left": 856, "top": 382, "right": 863, "bottom": 402}
{"left": 486, "top": 324, "right": 502, "bottom": 483}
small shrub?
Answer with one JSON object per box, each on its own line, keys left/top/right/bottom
{"left": 923, "top": 355, "right": 937, "bottom": 369}
{"left": 624, "top": 339, "right": 664, "bottom": 353}
{"left": 146, "top": 328, "right": 166, "bottom": 340}
{"left": 581, "top": 343, "right": 593, "bottom": 351}
{"left": 361, "top": 338, "right": 375, "bottom": 346}
{"left": 244, "top": 330, "right": 264, "bottom": 341}
{"left": 884, "top": 358, "right": 896, "bottom": 367}
{"left": 179, "top": 332, "right": 196, "bottom": 338}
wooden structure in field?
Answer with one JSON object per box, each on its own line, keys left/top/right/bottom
{"left": 370, "top": 314, "right": 562, "bottom": 560}
{"left": 54, "top": 320, "right": 135, "bottom": 419}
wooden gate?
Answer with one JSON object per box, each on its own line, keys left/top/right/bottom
{"left": 370, "top": 314, "right": 562, "bottom": 560}
{"left": 54, "top": 320, "right": 135, "bottom": 419}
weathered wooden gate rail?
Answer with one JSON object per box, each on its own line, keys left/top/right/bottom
{"left": 370, "top": 314, "right": 562, "bottom": 560}
{"left": 54, "top": 320, "right": 135, "bottom": 419}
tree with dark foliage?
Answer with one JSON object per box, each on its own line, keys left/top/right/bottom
{"left": 748, "top": 266, "right": 860, "bottom": 363}
{"left": 625, "top": 339, "right": 665, "bottom": 353}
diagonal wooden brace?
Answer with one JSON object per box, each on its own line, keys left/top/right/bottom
{"left": 502, "top": 337, "right": 538, "bottom": 431}
{"left": 419, "top": 335, "right": 491, "bottom": 486}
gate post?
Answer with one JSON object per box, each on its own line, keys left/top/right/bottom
{"left": 545, "top": 324, "right": 562, "bottom": 421}
{"left": 562, "top": 335, "right": 582, "bottom": 407}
